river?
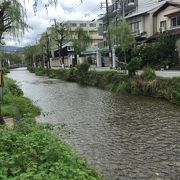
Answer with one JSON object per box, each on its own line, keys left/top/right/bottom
{"left": 8, "top": 68, "right": 180, "bottom": 179}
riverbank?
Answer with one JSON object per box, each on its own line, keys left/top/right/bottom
{"left": 28, "top": 67, "right": 180, "bottom": 105}
{"left": 0, "top": 77, "right": 103, "bottom": 179}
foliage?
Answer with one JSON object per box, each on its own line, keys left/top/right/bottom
{"left": 2, "top": 78, "right": 40, "bottom": 118}
{"left": 29, "top": 67, "right": 180, "bottom": 105}
{"left": 77, "top": 62, "right": 90, "bottom": 72}
{"left": 0, "top": 77, "right": 102, "bottom": 179}
{"left": 72, "top": 28, "right": 92, "bottom": 55}
{"left": 127, "top": 57, "right": 141, "bottom": 76}
{"left": 133, "top": 32, "right": 178, "bottom": 68}
{"left": 156, "top": 32, "right": 177, "bottom": 65}
{"left": 0, "top": 0, "right": 28, "bottom": 42}
{"left": 0, "top": 119, "right": 102, "bottom": 179}
{"left": 0, "top": 50, "right": 22, "bottom": 68}
{"left": 24, "top": 45, "right": 41, "bottom": 67}
{"left": 75, "top": 63, "right": 90, "bottom": 84}
{"left": 49, "top": 21, "right": 70, "bottom": 60}
{"left": 140, "top": 67, "right": 156, "bottom": 81}
{"left": 108, "top": 18, "right": 134, "bottom": 67}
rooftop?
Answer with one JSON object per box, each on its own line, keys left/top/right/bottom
{"left": 126, "top": 0, "right": 168, "bottom": 18}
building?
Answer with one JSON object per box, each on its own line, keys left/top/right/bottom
{"left": 125, "top": 0, "right": 180, "bottom": 58}
{"left": 97, "top": 0, "right": 180, "bottom": 68}
{"left": 125, "top": 0, "right": 167, "bottom": 42}
{"left": 97, "top": 0, "right": 139, "bottom": 67}
{"left": 152, "top": 1, "right": 180, "bottom": 59}
{"left": 50, "top": 20, "right": 103, "bottom": 67}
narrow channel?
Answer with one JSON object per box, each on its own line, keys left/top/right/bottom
{"left": 8, "top": 68, "right": 180, "bottom": 179}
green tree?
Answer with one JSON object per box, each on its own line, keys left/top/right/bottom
{"left": 49, "top": 20, "right": 70, "bottom": 64}
{"left": 39, "top": 32, "right": 51, "bottom": 69}
{"left": 156, "top": 32, "right": 177, "bottom": 66}
{"left": 108, "top": 18, "right": 134, "bottom": 71}
{"left": 72, "top": 28, "right": 92, "bottom": 64}
{"left": 24, "top": 45, "right": 41, "bottom": 67}
{"left": 0, "top": 0, "right": 28, "bottom": 42}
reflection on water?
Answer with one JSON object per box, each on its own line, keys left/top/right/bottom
{"left": 8, "top": 68, "right": 180, "bottom": 179}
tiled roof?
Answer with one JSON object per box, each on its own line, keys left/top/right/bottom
{"left": 125, "top": 0, "right": 168, "bottom": 18}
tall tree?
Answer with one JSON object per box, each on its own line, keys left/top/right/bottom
{"left": 108, "top": 18, "right": 134, "bottom": 70}
{"left": 0, "top": 0, "right": 28, "bottom": 43}
{"left": 49, "top": 20, "right": 70, "bottom": 64}
{"left": 24, "top": 45, "right": 40, "bottom": 67}
{"left": 39, "top": 32, "right": 51, "bottom": 69}
{"left": 72, "top": 27, "right": 92, "bottom": 64}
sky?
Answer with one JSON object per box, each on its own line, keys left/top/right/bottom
{"left": 5, "top": 0, "right": 105, "bottom": 47}
{"left": 4, "top": 0, "right": 159, "bottom": 47}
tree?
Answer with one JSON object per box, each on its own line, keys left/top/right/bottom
{"left": 49, "top": 20, "right": 70, "bottom": 64}
{"left": 72, "top": 28, "right": 92, "bottom": 64}
{"left": 156, "top": 32, "right": 177, "bottom": 66}
{"left": 39, "top": 32, "right": 51, "bottom": 69}
{"left": 108, "top": 18, "right": 134, "bottom": 71}
{"left": 0, "top": 0, "right": 28, "bottom": 42}
{"left": 24, "top": 45, "right": 41, "bottom": 67}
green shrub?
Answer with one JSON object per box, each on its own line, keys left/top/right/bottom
{"left": 0, "top": 77, "right": 102, "bottom": 179}
{"left": 0, "top": 119, "right": 102, "bottom": 179}
{"left": 128, "top": 57, "right": 141, "bottom": 76}
{"left": 78, "top": 62, "right": 90, "bottom": 72}
{"left": 169, "top": 77, "right": 180, "bottom": 105}
{"left": 2, "top": 78, "right": 40, "bottom": 118}
{"left": 141, "top": 67, "right": 156, "bottom": 80}
{"left": 4, "top": 78, "right": 23, "bottom": 96}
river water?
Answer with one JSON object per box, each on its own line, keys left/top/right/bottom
{"left": 8, "top": 68, "right": 180, "bottom": 179}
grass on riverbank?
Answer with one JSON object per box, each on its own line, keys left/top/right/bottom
{"left": 28, "top": 67, "right": 180, "bottom": 105}
{"left": 0, "top": 77, "right": 103, "bottom": 179}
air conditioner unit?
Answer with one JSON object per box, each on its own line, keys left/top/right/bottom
{"left": 159, "top": 27, "right": 166, "bottom": 33}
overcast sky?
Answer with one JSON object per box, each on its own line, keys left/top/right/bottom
{"left": 5, "top": 0, "right": 105, "bottom": 47}
{"left": 4, "top": 0, "right": 159, "bottom": 47}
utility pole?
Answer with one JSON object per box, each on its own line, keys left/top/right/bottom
{"left": 105, "top": 0, "right": 112, "bottom": 67}
{"left": 122, "top": 0, "right": 125, "bottom": 17}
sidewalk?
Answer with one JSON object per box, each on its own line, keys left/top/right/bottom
{"left": 51, "top": 66, "right": 180, "bottom": 78}
{"left": 92, "top": 67, "right": 180, "bottom": 78}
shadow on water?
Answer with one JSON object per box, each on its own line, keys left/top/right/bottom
{"left": 8, "top": 68, "right": 180, "bottom": 179}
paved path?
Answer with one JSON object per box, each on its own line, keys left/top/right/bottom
{"left": 52, "top": 66, "right": 180, "bottom": 78}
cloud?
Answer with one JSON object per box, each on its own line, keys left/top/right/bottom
{"left": 5, "top": 0, "right": 104, "bottom": 47}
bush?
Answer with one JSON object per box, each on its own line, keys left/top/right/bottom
{"left": 141, "top": 67, "right": 156, "bottom": 81}
{"left": 127, "top": 57, "right": 141, "bottom": 76}
{"left": 169, "top": 77, "right": 180, "bottom": 105}
{"left": 0, "top": 119, "right": 102, "bottom": 179}
{"left": 2, "top": 78, "right": 40, "bottom": 118}
{"left": 0, "top": 78, "right": 102, "bottom": 179}
{"left": 77, "top": 62, "right": 90, "bottom": 72}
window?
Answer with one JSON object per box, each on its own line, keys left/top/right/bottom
{"left": 128, "top": 0, "right": 135, "bottom": 4}
{"left": 131, "top": 22, "right": 139, "bottom": 33}
{"left": 171, "top": 15, "right": 180, "bottom": 27}
{"left": 160, "top": 21, "right": 166, "bottom": 28}
{"left": 90, "top": 23, "right": 96, "bottom": 27}
{"left": 160, "top": 21, "right": 166, "bottom": 29}
{"left": 70, "top": 23, "right": 77, "bottom": 27}
{"left": 80, "top": 23, "right": 87, "bottom": 27}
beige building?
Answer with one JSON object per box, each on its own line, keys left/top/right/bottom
{"left": 153, "top": 1, "right": 180, "bottom": 59}
{"left": 125, "top": 0, "right": 180, "bottom": 59}
{"left": 50, "top": 20, "right": 103, "bottom": 67}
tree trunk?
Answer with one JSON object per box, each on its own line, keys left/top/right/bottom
{"left": 124, "top": 50, "right": 127, "bottom": 74}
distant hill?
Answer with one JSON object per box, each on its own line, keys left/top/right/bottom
{"left": 0, "top": 46, "right": 24, "bottom": 53}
